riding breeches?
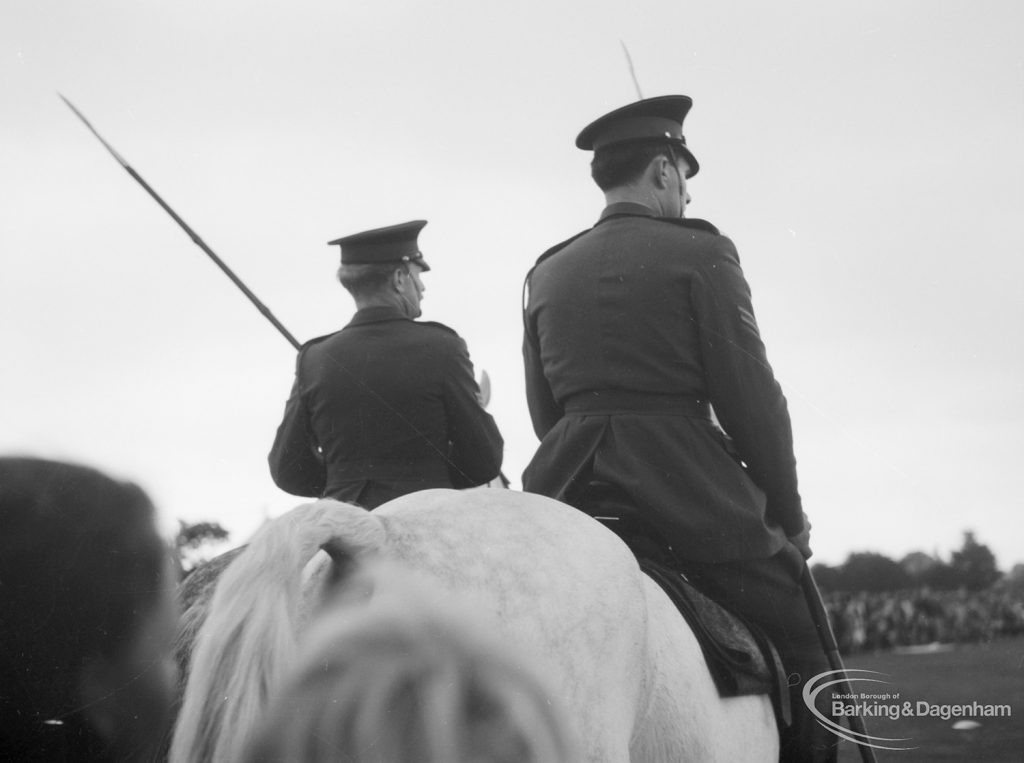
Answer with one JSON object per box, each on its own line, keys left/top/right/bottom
{"left": 575, "top": 484, "right": 839, "bottom": 762}
{"left": 679, "top": 548, "right": 840, "bottom": 763}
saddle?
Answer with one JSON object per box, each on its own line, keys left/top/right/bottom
{"left": 639, "top": 557, "right": 791, "bottom": 729}
{"left": 576, "top": 483, "right": 791, "bottom": 728}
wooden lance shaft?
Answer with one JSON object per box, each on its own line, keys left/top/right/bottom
{"left": 59, "top": 94, "right": 301, "bottom": 351}
{"left": 60, "top": 94, "right": 509, "bottom": 488}
{"left": 801, "top": 564, "right": 879, "bottom": 763}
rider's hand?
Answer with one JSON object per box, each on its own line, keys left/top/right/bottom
{"left": 789, "top": 512, "right": 813, "bottom": 559}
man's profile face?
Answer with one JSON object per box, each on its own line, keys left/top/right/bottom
{"left": 399, "top": 264, "right": 426, "bottom": 318}
{"left": 674, "top": 156, "right": 692, "bottom": 217}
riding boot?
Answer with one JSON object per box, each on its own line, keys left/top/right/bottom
{"left": 777, "top": 646, "right": 839, "bottom": 763}
{"left": 679, "top": 550, "right": 839, "bottom": 763}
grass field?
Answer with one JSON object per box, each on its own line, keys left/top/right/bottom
{"left": 833, "top": 636, "right": 1024, "bottom": 762}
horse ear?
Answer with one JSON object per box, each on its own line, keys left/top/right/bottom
{"left": 321, "top": 539, "right": 359, "bottom": 583}
{"left": 319, "top": 545, "right": 381, "bottom": 614}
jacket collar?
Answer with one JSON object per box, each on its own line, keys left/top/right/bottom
{"left": 598, "top": 201, "right": 658, "bottom": 222}
{"left": 596, "top": 202, "right": 719, "bottom": 236}
{"left": 345, "top": 305, "right": 411, "bottom": 328}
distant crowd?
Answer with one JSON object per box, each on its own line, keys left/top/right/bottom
{"left": 824, "top": 587, "right": 1024, "bottom": 654}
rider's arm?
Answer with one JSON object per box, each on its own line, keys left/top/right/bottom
{"left": 268, "top": 361, "right": 327, "bottom": 497}
{"left": 691, "top": 237, "right": 804, "bottom": 538}
{"left": 443, "top": 334, "right": 504, "bottom": 487}
{"left": 522, "top": 273, "right": 562, "bottom": 438}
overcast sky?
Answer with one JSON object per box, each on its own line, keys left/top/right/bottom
{"left": 3, "top": 0, "right": 1022, "bottom": 570}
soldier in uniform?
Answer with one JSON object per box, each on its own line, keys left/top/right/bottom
{"left": 521, "top": 97, "right": 836, "bottom": 762}
{"left": 269, "top": 220, "right": 503, "bottom": 509}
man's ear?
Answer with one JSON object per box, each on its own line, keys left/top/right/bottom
{"left": 390, "top": 267, "right": 406, "bottom": 291}
{"left": 651, "top": 155, "right": 671, "bottom": 189}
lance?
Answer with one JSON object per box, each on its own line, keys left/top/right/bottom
{"left": 620, "top": 41, "right": 644, "bottom": 99}
{"left": 801, "top": 563, "right": 878, "bottom": 763}
{"left": 61, "top": 96, "right": 513, "bottom": 489}
{"left": 59, "top": 94, "right": 302, "bottom": 351}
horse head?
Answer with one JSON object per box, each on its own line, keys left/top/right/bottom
{"left": 170, "top": 499, "right": 385, "bottom": 763}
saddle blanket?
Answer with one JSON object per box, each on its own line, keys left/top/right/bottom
{"left": 639, "top": 558, "right": 791, "bottom": 728}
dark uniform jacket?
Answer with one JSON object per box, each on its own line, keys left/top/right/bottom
{"left": 270, "top": 305, "right": 503, "bottom": 508}
{"left": 522, "top": 202, "right": 803, "bottom": 562}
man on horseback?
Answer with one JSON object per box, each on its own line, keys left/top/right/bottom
{"left": 521, "top": 96, "right": 837, "bottom": 762}
{"left": 269, "top": 220, "right": 503, "bottom": 508}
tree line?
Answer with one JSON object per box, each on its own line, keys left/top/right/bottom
{"left": 811, "top": 530, "right": 1019, "bottom": 594}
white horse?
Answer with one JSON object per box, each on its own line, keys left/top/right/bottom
{"left": 170, "top": 489, "right": 778, "bottom": 763}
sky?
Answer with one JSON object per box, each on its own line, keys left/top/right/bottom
{"left": 3, "top": 0, "right": 1022, "bottom": 571}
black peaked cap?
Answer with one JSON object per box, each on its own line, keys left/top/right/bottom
{"left": 328, "top": 220, "right": 430, "bottom": 271}
{"left": 576, "top": 95, "right": 699, "bottom": 178}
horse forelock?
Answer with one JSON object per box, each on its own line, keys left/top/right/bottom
{"left": 170, "top": 500, "right": 386, "bottom": 763}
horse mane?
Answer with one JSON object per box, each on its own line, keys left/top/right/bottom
{"left": 173, "top": 545, "right": 246, "bottom": 692}
{"left": 169, "top": 499, "right": 385, "bottom": 763}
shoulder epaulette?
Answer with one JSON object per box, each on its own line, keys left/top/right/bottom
{"left": 531, "top": 228, "right": 592, "bottom": 269}
{"left": 418, "top": 320, "right": 459, "bottom": 336}
{"left": 293, "top": 331, "right": 336, "bottom": 371}
{"left": 521, "top": 228, "right": 594, "bottom": 328}
{"left": 521, "top": 228, "right": 594, "bottom": 330}
{"left": 300, "top": 331, "right": 336, "bottom": 351}
{"left": 523, "top": 227, "right": 592, "bottom": 300}
{"left": 655, "top": 217, "right": 721, "bottom": 235}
